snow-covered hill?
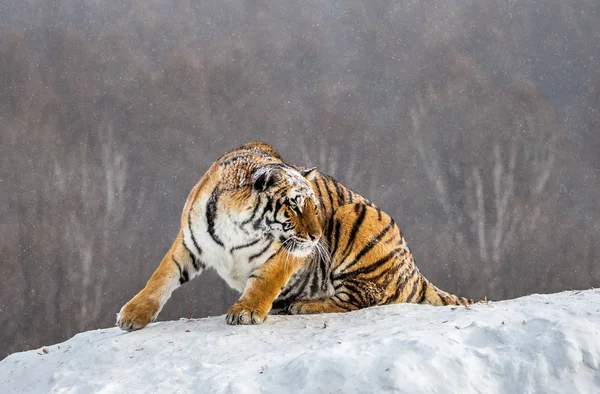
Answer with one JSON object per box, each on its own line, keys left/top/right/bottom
{"left": 1, "top": 290, "right": 599, "bottom": 393}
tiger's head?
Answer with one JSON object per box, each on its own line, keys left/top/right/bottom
{"left": 252, "top": 164, "right": 322, "bottom": 257}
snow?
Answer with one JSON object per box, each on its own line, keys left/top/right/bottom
{"left": 1, "top": 290, "right": 599, "bottom": 394}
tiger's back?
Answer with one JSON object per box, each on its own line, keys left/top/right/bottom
{"left": 117, "top": 142, "right": 472, "bottom": 331}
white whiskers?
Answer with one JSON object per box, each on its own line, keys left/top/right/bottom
{"left": 311, "top": 239, "right": 332, "bottom": 284}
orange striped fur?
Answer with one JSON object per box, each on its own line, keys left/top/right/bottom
{"left": 117, "top": 142, "right": 473, "bottom": 331}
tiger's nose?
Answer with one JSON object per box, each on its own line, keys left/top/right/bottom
{"left": 308, "top": 232, "right": 321, "bottom": 242}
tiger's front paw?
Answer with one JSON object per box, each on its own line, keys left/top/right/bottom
{"left": 116, "top": 295, "right": 159, "bottom": 331}
{"left": 226, "top": 302, "right": 267, "bottom": 325}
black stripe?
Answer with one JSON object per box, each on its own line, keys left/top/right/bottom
{"left": 187, "top": 213, "right": 203, "bottom": 256}
{"left": 330, "top": 177, "right": 345, "bottom": 206}
{"left": 263, "top": 245, "right": 285, "bottom": 265}
{"left": 278, "top": 280, "right": 297, "bottom": 299}
{"left": 336, "top": 246, "right": 403, "bottom": 281}
{"left": 322, "top": 177, "right": 336, "bottom": 210}
{"left": 326, "top": 217, "right": 335, "bottom": 239}
{"left": 206, "top": 188, "right": 224, "bottom": 247}
{"left": 182, "top": 238, "right": 204, "bottom": 271}
{"left": 348, "top": 190, "right": 354, "bottom": 203}
{"left": 330, "top": 219, "right": 342, "bottom": 257}
{"left": 173, "top": 257, "right": 182, "bottom": 276}
{"left": 313, "top": 179, "right": 323, "bottom": 201}
{"left": 319, "top": 253, "right": 329, "bottom": 285}
{"left": 220, "top": 153, "right": 250, "bottom": 167}
{"left": 249, "top": 241, "right": 273, "bottom": 261}
{"left": 406, "top": 276, "right": 421, "bottom": 302}
{"left": 339, "top": 218, "right": 395, "bottom": 273}
{"left": 298, "top": 270, "right": 315, "bottom": 296}
{"left": 344, "top": 204, "right": 367, "bottom": 254}
{"left": 273, "top": 199, "right": 283, "bottom": 215}
{"left": 376, "top": 207, "right": 383, "bottom": 221}
{"left": 265, "top": 162, "right": 288, "bottom": 170}
{"left": 173, "top": 257, "right": 189, "bottom": 285}
{"left": 331, "top": 294, "right": 350, "bottom": 308}
{"left": 416, "top": 280, "right": 428, "bottom": 303}
{"left": 279, "top": 271, "right": 305, "bottom": 300}
{"left": 368, "top": 251, "right": 406, "bottom": 283}
{"left": 332, "top": 277, "right": 344, "bottom": 290}
{"left": 191, "top": 251, "right": 206, "bottom": 270}
{"left": 230, "top": 238, "right": 261, "bottom": 253}
{"left": 241, "top": 200, "right": 262, "bottom": 226}
{"left": 253, "top": 197, "right": 273, "bottom": 231}
{"left": 263, "top": 196, "right": 274, "bottom": 215}
{"left": 384, "top": 235, "right": 398, "bottom": 245}
{"left": 329, "top": 290, "right": 353, "bottom": 310}
{"left": 289, "top": 265, "right": 315, "bottom": 297}
{"left": 341, "top": 281, "right": 365, "bottom": 306}
{"left": 309, "top": 270, "right": 321, "bottom": 296}
{"left": 313, "top": 178, "right": 325, "bottom": 206}
{"left": 252, "top": 209, "right": 268, "bottom": 230}
{"left": 439, "top": 292, "right": 448, "bottom": 306}
{"left": 268, "top": 214, "right": 290, "bottom": 230}
{"left": 389, "top": 266, "right": 416, "bottom": 303}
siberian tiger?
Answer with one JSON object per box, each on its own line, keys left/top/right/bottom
{"left": 117, "top": 142, "right": 473, "bottom": 330}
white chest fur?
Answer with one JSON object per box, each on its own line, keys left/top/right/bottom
{"left": 183, "top": 195, "right": 277, "bottom": 293}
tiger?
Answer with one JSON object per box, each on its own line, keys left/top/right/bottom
{"left": 117, "top": 142, "right": 473, "bottom": 330}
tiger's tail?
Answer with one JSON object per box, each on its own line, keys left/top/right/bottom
{"left": 418, "top": 276, "right": 475, "bottom": 306}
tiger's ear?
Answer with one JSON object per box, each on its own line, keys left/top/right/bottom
{"left": 252, "top": 167, "right": 282, "bottom": 192}
{"left": 300, "top": 167, "right": 317, "bottom": 181}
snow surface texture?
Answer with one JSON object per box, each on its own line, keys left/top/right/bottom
{"left": 1, "top": 290, "right": 599, "bottom": 393}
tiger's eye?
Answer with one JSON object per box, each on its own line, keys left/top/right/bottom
{"left": 289, "top": 202, "right": 300, "bottom": 213}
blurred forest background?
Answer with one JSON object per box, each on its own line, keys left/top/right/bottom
{"left": 1, "top": 0, "right": 599, "bottom": 358}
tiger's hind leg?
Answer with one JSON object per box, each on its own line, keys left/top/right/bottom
{"left": 287, "top": 294, "right": 359, "bottom": 315}
{"left": 287, "top": 277, "right": 392, "bottom": 314}
{"left": 288, "top": 203, "right": 405, "bottom": 315}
